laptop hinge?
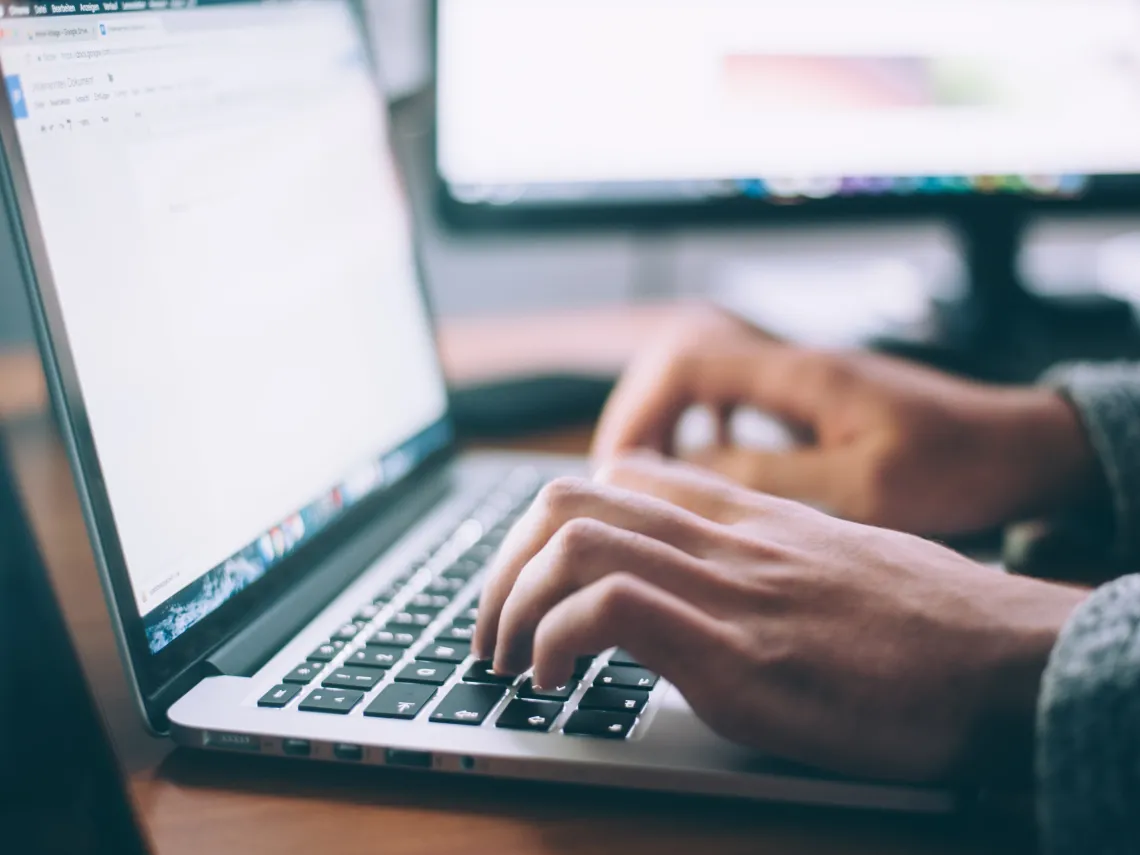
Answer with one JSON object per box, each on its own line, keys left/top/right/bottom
{"left": 203, "top": 463, "right": 455, "bottom": 679}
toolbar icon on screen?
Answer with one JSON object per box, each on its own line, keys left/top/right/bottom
{"left": 5, "top": 75, "right": 27, "bottom": 119}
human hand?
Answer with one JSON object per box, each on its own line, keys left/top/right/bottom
{"left": 474, "top": 455, "right": 1088, "bottom": 783}
{"left": 592, "top": 306, "right": 1101, "bottom": 537}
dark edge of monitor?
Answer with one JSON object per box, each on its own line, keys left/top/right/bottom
{"left": 0, "top": 0, "right": 460, "bottom": 734}
{"left": 428, "top": 0, "right": 1140, "bottom": 235}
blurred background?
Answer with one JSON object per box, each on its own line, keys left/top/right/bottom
{"left": 6, "top": 0, "right": 1140, "bottom": 399}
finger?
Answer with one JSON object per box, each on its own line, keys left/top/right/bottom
{"left": 592, "top": 338, "right": 826, "bottom": 463}
{"left": 685, "top": 447, "right": 848, "bottom": 513}
{"left": 529, "top": 572, "right": 725, "bottom": 697}
{"left": 595, "top": 453, "right": 759, "bottom": 524}
{"left": 492, "top": 519, "right": 721, "bottom": 675}
{"left": 473, "top": 476, "right": 727, "bottom": 660}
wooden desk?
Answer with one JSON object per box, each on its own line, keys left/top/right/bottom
{"left": 0, "top": 328, "right": 1022, "bottom": 855}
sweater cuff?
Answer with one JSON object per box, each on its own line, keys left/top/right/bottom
{"left": 1036, "top": 574, "right": 1140, "bottom": 855}
{"left": 1042, "top": 363, "right": 1140, "bottom": 562}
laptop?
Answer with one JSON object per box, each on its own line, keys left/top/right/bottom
{"left": 0, "top": 0, "right": 948, "bottom": 812}
{"left": 0, "top": 437, "right": 152, "bottom": 855}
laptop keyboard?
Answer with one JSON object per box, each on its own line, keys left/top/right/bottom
{"left": 255, "top": 468, "right": 662, "bottom": 741}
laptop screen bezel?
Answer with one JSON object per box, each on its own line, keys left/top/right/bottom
{"left": 0, "top": 0, "right": 459, "bottom": 727}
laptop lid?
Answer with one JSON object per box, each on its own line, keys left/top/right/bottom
{"left": 0, "top": 436, "right": 152, "bottom": 855}
{"left": 0, "top": 0, "right": 455, "bottom": 730}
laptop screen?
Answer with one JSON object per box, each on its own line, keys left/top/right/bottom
{"left": 0, "top": 0, "right": 450, "bottom": 655}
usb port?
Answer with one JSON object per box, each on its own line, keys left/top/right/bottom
{"left": 334, "top": 743, "right": 364, "bottom": 762}
{"left": 385, "top": 749, "right": 432, "bottom": 769}
{"left": 282, "top": 739, "right": 311, "bottom": 757}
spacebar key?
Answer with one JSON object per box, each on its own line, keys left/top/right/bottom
{"left": 429, "top": 684, "right": 507, "bottom": 725}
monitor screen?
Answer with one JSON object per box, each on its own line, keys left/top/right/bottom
{"left": 437, "top": 0, "right": 1140, "bottom": 210}
{"left": 0, "top": 0, "right": 450, "bottom": 654}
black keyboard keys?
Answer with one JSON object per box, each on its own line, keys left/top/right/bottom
{"left": 517, "top": 678, "right": 577, "bottom": 702}
{"left": 578, "top": 687, "right": 650, "bottom": 715}
{"left": 322, "top": 667, "right": 383, "bottom": 691}
{"left": 283, "top": 663, "right": 322, "bottom": 685}
{"left": 331, "top": 621, "right": 366, "bottom": 642}
{"left": 430, "top": 684, "right": 507, "bottom": 726}
{"left": 258, "top": 684, "right": 301, "bottom": 708}
{"left": 495, "top": 699, "right": 561, "bottom": 732}
{"left": 437, "top": 623, "right": 474, "bottom": 642}
{"left": 353, "top": 602, "right": 383, "bottom": 622}
{"left": 563, "top": 710, "right": 636, "bottom": 739}
{"left": 594, "top": 666, "right": 658, "bottom": 690}
{"left": 347, "top": 645, "right": 403, "bottom": 669}
{"left": 418, "top": 641, "right": 471, "bottom": 664}
{"left": 370, "top": 627, "right": 420, "bottom": 648}
{"left": 463, "top": 660, "right": 517, "bottom": 685}
{"left": 395, "top": 661, "right": 456, "bottom": 686}
{"left": 363, "top": 683, "right": 437, "bottom": 720}
{"left": 608, "top": 649, "right": 641, "bottom": 667}
{"left": 572, "top": 656, "right": 597, "bottom": 679}
{"left": 298, "top": 688, "right": 363, "bottom": 715}
{"left": 306, "top": 641, "right": 345, "bottom": 662}
{"left": 392, "top": 611, "right": 435, "bottom": 628}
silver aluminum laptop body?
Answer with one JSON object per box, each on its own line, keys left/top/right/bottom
{"left": 0, "top": 0, "right": 950, "bottom": 813}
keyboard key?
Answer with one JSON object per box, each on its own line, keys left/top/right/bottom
{"left": 354, "top": 603, "right": 383, "bottom": 622}
{"left": 392, "top": 611, "right": 435, "bottom": 627}
{"left": 258, "top": 684, "right": 301, "bottom": 708}
{"left": 418, "top": 641, "right": 471, "bottom": 664}
{"left": 441, "top": 558, "right": 481, "bottom": 581}
{"left": 283, "top": 663, "right": 322, "bottom": 685}
{"left": 495, "top": 699, "right": 562, "bottom": 732}
{"left": 430, "top": 684, "right": 507, "bottom": 726}
{"left": 363, "top": 683, "right": 437, "bottom": 720}
{"left": 463, "top": 660, "right": 517, "bottom": 685}
{"left": 608, "top": 649, "right": 641, "bottom": 668}
{"left": 595, "top": 666, "right": 658, "bottom": 691}
{"left": 299, "top": 688, "right": 363, "bottom": 715}
{"left": 437, "top": 623, "right": 474, "bottom": 642}
{"left": 572, "top": 656, "right": 596, "bottom": 679}
{"left": 322, "top": 667, "right": 383, "bottom": 691}
{"left": 457, "top": 606, "right": 479, "bottom": 622}
{"left": 425, "top": 577, "right": 466, "bottom": 595}
{"left": 409, "top": 593, "right": 451, "bottom": 610}
{"left": 306, "top": 641, "right": 345, "bottom": 663}
{"left": 578, "top": 687, "right": 650, "bottom": 715}
{"left": 370, "top": 627, "right": 420, "bottom": 648}
{"left": 563, "top": 710, "right": 636, "bottom": 739}
{"left": 449, "top": 615, "right": 476, "bottom": 629}
{"left": 347, "top": 645, "right": 403, "bottom": 669}
{"left": 518, "top": 678, "right": 577, "bottom": 702}
{"left": 395, "top": 661, "right": 456, "bottom": 686}
{"left": 331, "top": 621, "right": 366, "bottom": 642}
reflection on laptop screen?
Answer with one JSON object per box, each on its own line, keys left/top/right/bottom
{"left": 0, "top": 0, "right": 450, "bottom": 654}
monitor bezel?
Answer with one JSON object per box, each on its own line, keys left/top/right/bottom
{"left": 0, "top": 0, "right": 459, "bottom": 731}
{"left": 430, "top": 0, "right": 1140, "bottom": 233}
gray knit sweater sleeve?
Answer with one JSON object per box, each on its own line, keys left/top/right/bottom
{"left": 1043, "top": 363, "right": 1140, "bottom": 561}
{"left": 1036, "top": 364, "right": 1140, "bottom": 854}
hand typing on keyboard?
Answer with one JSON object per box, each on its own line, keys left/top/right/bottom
{"left": 474, "top": 454, "right": 1087, "bottom": 785}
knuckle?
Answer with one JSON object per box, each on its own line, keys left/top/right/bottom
{"left": 536, "top": 477, "right": 593, "bottom": 515}
{"left": 550, "top": 517, "right": 608, "bottom": 563}
{"left": 593, "top": 573, "right": 643, "bottom": 625}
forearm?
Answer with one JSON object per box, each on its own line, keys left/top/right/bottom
{"left": 1037, "top": 573, "right": 1140, "bottom": 854}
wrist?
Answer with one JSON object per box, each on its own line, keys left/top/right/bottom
{"left": 963, "top": 580, "right": 1089, "bottom": 787}
{"left": 994, "top": 389, "right": 1106, "bottom": 522}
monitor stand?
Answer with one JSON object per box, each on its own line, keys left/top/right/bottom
{"left": 877, "top": 201, "right": 1140, "bottom": 383}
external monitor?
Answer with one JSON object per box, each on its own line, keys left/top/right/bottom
{"left": 435, "top": 0, "right": 1140, "bottom": 228}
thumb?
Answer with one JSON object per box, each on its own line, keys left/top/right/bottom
{"left": 684, "top": 447, "right": 846, "bottom": 513}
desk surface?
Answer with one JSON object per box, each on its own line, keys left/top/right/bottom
{"left": 0, "top": 320, "right": 1018, "bottom": 855}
